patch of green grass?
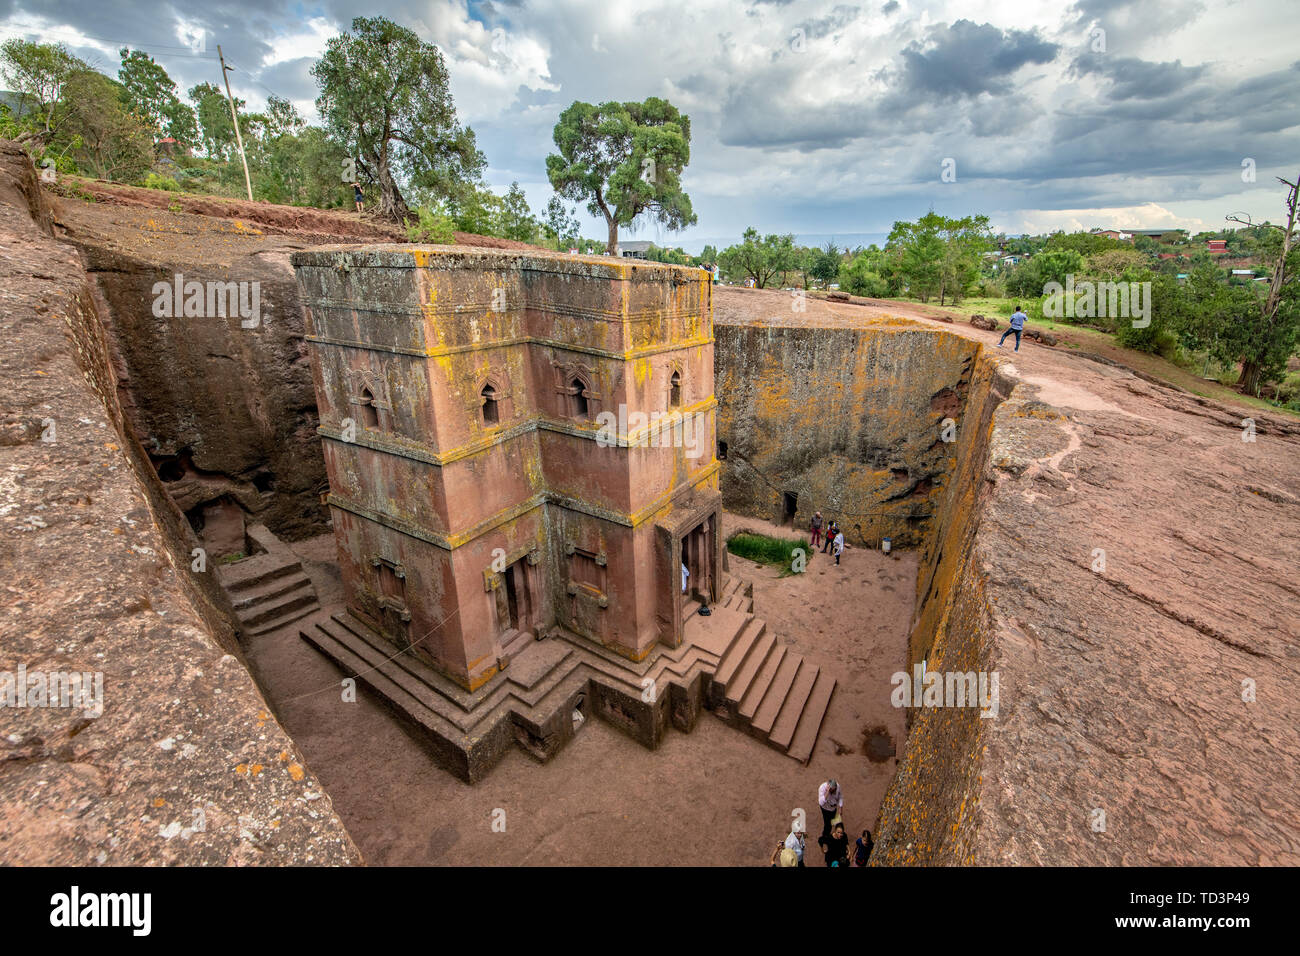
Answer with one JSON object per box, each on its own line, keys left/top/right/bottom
{"left": 726, "top": 532, "right": 808, "bottom": 575}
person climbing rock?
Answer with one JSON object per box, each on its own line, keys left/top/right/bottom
{"left": 998, "top": 306, "right": 1027, "bottom": 351}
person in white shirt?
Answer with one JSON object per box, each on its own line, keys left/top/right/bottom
{"left": 681, "top": 562, "right": 689, "bottom": 594}
{"left": 832, "top": 531, "right": 845, "bottom": 566}
{"left": 818, "top": 779, "right": 844, "bottom": 841}
{"left": 783, "top": 826, "right": 806, "bottom": 867}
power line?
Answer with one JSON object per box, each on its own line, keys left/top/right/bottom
{"left": 5, "top": 25, "right": 220, "bottom": 60}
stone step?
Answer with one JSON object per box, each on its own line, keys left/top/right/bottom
{"left": 229, "top": 570, "right": 312, "bottom": 610}
{"left": 243, "top": 598, "right": 321, "bottom": 636}
{"left": 769, "top": 660, "right": 819, "bottom": 751}
{"left": 738, "top": 643, "right": 786, "bottom": 720}
{"left": 751, "top": 652, "right": 802, "bottom": 736}
{"left": 236, "top": 583, "right": 317, "bottom": 628}
{"left": 712, "top": 617, "right": 766, "bottom": 691}
{"left": 219, "top": 552, "right": 301, "bottom": 592}
{"left": 723, "top": 627, "right": 776, "bottom": 705}
{"left": 787, "top": 670, "right": 837, "bottom": 764}
{"left": 303, "top": 617, "right": 463, "bottom": 741}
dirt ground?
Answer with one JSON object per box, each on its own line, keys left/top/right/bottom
{"left": 242, "top": 518, "right": 914, "bottom": 866}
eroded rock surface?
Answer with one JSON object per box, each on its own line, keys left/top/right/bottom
{"left": 715, "top": 287, "right": 1300, "bottom": 866}
{"left": 0, "top": 142, "right": 359, "bottom": 865}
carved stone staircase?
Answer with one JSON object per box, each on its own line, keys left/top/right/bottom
{"left": 683, "top": 577, "right": 836, "bottom": 764}
{"left": 298, "top": 571, "right": 836, "bottom": 780}
{"left": 217, "top": 524, "right": 321, "bottom": 637}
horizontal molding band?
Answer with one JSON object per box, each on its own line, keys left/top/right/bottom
{"left": 303, "top": 331, "right": 713, "bottom": 362}
{"left": 317, "top": 398, "right": 717, "bottom": 467}
{"left": 301, "top": 294, "right": 706, "bottom": 326}
{"left": 327, "top": 464, "right": 721, "bottom": 550}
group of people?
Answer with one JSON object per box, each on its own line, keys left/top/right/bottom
{"left": 808, "top": 511, "right": 846, "bottom": 565}
{"left": 771, "top": 779, "right": 873, "bottom": 867}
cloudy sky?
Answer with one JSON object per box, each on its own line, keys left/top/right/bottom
{"left": 3, "top": 0, "right": 1296, "bottom": 249}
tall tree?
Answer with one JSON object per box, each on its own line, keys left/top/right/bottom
{"left": 546, "top": 97, "right": 696, "bottom": 255}
{"left": 0, "top": 39, "right": 84, "bottom": 145}
{"left": 1227, "top": 173, "right": 1300, "bottom": 395}
{"left": 495, "top": 182, "right": 538, "bottom": 242}
{"left": 312, "top": 16, "right": 485, "bottom": 222}
{"left": 57, "top": 69, "right": 154, "bottom": 181}
{"left": 118, "top": 49, "right": 196, "bottom": 146}
{"left": 544, "top": 196, "right": 582, "bottom": 244}
{"left": 188, "top": 81, "right": 240, "bottom": 159}
{"left": 717, "top": 228, "right": 796, "bottom": 288}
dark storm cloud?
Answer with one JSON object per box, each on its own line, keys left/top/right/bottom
{"left": 1069, "top": 55, "right": 1205, "bottom": 99}
{"left": 896, "top": 20, "right": 1059, "bottom": 99}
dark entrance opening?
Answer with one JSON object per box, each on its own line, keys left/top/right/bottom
{"left": 682, "top": 514, "right": 715, "bottom": 606}
{"left": 782, "top": 491, "right": 798, "bottom": 525}
{"left": 500, "top": 558, "right": 534, "bottom": 636}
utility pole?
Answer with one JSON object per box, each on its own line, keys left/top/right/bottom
{"left": 217, "top": 45, "right": 253, "bottom": 202}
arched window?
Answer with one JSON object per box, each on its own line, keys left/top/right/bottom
{"left": 480, "top": 383, "right": 499, "bottom": 425}
{"left": 357, "top": 386, "right": 380, "bottom": 429}
{"left": 669, "top": 369, "right": 682, "bottom": 408}
{"left": 571, "top": 377, "right": 589, "bottom": 418}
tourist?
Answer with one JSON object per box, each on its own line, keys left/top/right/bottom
{"left": 821, "top": 519, "right": 839, "bottom": 554}
{"left": 810, "top": 510, "right": 824, "bottom": 549}
{"left": 820, "top": 821, "right": 849, "bottom": 867}
{"left": 783, "top": 826, "right": 806, "bottom": 867}
{"left": 818, "top": 778, "right": 843, "bottom": 839}
{"left": 770, "top": 843, "right": 799, "bottom": 867}
{"left": 352, "top": 181, "right": 364, "bottom": 214}
{"left": 681, "top": 561, "right": 689, "bottom": 595}
{"left": 852, "top": 829, "right": 874, "bottom": 867}
{"left": 832, "top": 529, "right": 845, "bottom": 566}
{"left": 998, "top": 306, "right": 1027, "bottom": 351}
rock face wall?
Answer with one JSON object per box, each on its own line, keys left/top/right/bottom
{"left": 0, "top": 141, "right": 358, "bottom": 865}
{"left": 714, "top": 316, "right": 977, "bottom": 547}
{"left": 65, "top": 227, "right": 329, "bottom": 544}
{"left": 870, "top": 354, "right": 1015, "bottom": 864}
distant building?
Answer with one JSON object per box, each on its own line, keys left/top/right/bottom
{"left": 1129, "top": 228, "right": 1187, "bottom": 239}
{"left": 1205, "top": 239, "right": 1228, "bottom": 254}
{"left": 1090, "top": 229, "right": 1133, "bottom": 241}
{"left": 619, "top": 241, "right": 653, "bottom": 259}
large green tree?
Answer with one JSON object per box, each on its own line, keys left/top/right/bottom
{"left": 1226, "top": 173, "right": 1300, "bottom": 395}
{"left": 188, "top": 81, "right": 240, "bottom": 160}
{"left": 118, "top": 49, "right": 196, "bottom": 146}
{"left": 546, "top": 97, "right": 696, "bottom": 255}
{"left": 57, "top": 69, "right": 154, "bottom": 180}
{"left": 717, "top": 227, "right": 796, "bottom": 288}
{"left": 312, "top": 16, "right": 484, "bottom": 222}
{"left": 0, "top": 39, "right": 84, "bottom": 145}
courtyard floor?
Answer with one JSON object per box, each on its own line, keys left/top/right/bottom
{"left": 241, "top": 514, "right": 915, "bottom": 865}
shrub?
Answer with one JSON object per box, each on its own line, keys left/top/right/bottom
{"left": 405, "top": 205, "right": 456, "bottom": 244}
{"left": 140, "top": 171, "right": 181, "bottom": 192}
